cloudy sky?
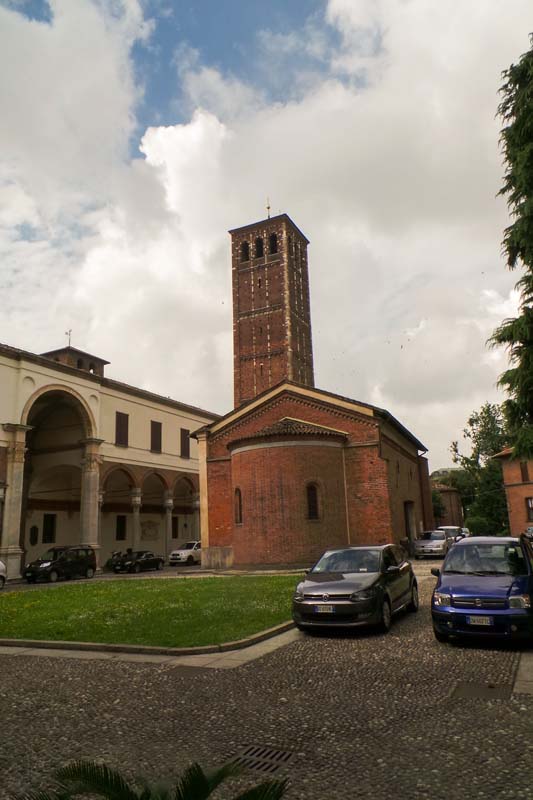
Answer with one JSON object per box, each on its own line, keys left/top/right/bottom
{"left": 0, "top": 0, "right": 530, "bottom": 468}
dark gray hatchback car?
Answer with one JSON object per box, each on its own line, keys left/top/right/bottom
{"left": 292, "top": 544, "right": 418, "bottom": 633}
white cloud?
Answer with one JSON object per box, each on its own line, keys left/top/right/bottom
{"left": 1, "top": 0, "right": 531, "bottom": 466}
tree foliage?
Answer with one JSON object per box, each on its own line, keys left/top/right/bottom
{"left": 432, "top": 489, "right": 446, "bottom": 521}
{"left": 489, "top": 36, "right": 533, "bottom": 457}
{"left": 450, "top": 402, "right": 509, "bottom": 534}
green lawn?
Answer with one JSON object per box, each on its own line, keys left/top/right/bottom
{"left": 0, "top": 575, "right": 300, "bottom": 648}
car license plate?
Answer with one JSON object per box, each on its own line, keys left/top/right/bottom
{"left": 467, "top": 616, "right": 493, "bottom": 626}
{"left": 315, "top": 605, "right": 334, "bottom": 613}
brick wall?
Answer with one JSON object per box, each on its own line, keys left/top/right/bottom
{"left": 230, "top": 442, "right": 348, "bottom": 565}
{"left": 501, "top": 457, "right": 533, "bottom": 534}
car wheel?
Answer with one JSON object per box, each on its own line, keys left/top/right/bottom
{"left": 26, "top": 578, "right": 35, "bottom": 584}
{"left": 408, "top": 582, "right": 419, "bottom": 612}
{"left": 379, "top": 598, "right": 392, "bottom": 633}
{"left": 187, "top": 555, "right": 194, "bottom": 565}
{"left": 0, "top": 576, "right": 5, "bottom": 590}
{"left": 434, "top": 628, "right": 449, "bottom": 643}
{"left": 133, "top": 563, "right": 141, "bottom": 574}
{"left": 49, "top": 570, "right": 58, "bottom": 583}
{"left": 85, "top": 567, "right": 95, "bottom": 579}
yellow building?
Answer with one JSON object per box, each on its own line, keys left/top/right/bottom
{"left": 0, "top": 343, "right": 217, "bottom": 578}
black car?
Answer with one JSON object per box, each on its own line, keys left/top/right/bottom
{"left": 24, "top": 546, "right": 96, "bottom": 583}
{"left": 292, "top": 544, "right": 418, "bottom": 633}
{"left": 113, "top": 550, "right": 164, "bottom": 574}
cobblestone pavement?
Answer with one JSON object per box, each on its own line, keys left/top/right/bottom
{"left": 1, "top": 578, "right": 532, "bottom": 800}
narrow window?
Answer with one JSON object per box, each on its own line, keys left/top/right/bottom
{"left": 306, "top": 484, "right": 319, "bottom": 520}
{"left": 172, "top": 516, "right": 179, "bottom": 539}
{"left": 77, "top": 359, "right": 83, "bottom": 369}
{"left": 115, "top": 412, "right": 129, "bottom": 447}
{"left": 151, "top": 420, "right": 162, "bottom": 453}
{"left": 29, "top": 526, "right": 39, "bottom": 546}
{"left": 521, "top": 462, "right": 530, "bottom": 482}
{"left": 240, "top": 241, "right": 250, "bottom": 262}
{"left": 269, "top": 233, "right": 278, "bottom": 254}
{"left": 116, "top": 515, "right": 127, "bottom": 541}
{"left": 254, "top": 237, "right": 264, "bottom": 258}
{"left": 527, "top": 498, "right": 533, "bottom": 522}
{"left": 259, "top": 363, "right": 264, "bottom": 376}
{"left": 235, "top": 488, "right": 243, "bottom": 524}
{"left": 89, "top": 363, "right": 95, "bottom": 373}
{"left": 258, "top": 277, "right": 262, "bottom": 288}
{"left": 180, "top": 428, "right": 190, "bottom": 459}
{"left": 42, "top": 513, "right": 56, "bottom": 544}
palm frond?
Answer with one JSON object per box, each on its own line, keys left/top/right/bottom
{"left": 173, "top": 763, "right": 210, "bottom": 800}
{"left": 16, "top": 790, "right": 71, "bottom": 800}
{"left": 55, "top": 761, "right": 139, "bottom": 800}
{"left": 205, "top": 762, "right": 243, "bottom": 793}
{"left": 232, "top": 778, "right": 289, "bottom": 800}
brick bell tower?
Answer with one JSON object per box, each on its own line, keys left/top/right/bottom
{"left": 230, "top": 213, "right": 315, "bottom": 407}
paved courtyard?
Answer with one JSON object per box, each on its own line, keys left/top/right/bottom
{"left": 1, "top": 576, "right": 533, "bottom": 799}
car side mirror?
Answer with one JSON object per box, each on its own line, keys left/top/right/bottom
{"left": 431, "top": 568, "right": 440, "bottom": 577}
{"left": 386, "top": 565, "right": 400, "bottom": 574}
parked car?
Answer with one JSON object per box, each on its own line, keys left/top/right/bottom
{"left": 413, "top": 531, "right": 450, "bottom": 559}
{"left": 292, "top": 544, "right": 418, "bottom": 633}
{"left": 24, "top": 546, "right": 96, "bottom": 583}
{"left": 113, "top": 550, "right": 164, "bottom": 574}
{"left": 169, "top": 541, "right": 201, "bottom": 566}
{"left": 438, "top": 525, "right": 469, "bottom": 542}
{"left": 431, "top": 535, "right": 533, "bottom": 642}
{"left": 0, "top": 558, "right": 6, "bottom": 589}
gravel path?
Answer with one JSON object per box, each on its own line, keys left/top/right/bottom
{"left": 1, "top": 578, "right": 531, "bottom": 800}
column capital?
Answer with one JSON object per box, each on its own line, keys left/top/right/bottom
{"left": 131, "top": 488, "right": 142, "bottom": 508}
{"left": 3, "top": 423, "right": 33, "bottom": 441}
{"left": 79, "top": 438, "right": 105, "bottom": 448}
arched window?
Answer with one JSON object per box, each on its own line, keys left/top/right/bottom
{"left": 254, "top": 237, "right": 264, "bottom": 258}
{"left": 269, "top": 233, "right": 278, "bottom": 254}
{"left": 241, "top": 241, "right": 250, "bottom": 262}
{"left": 234, "top": 488, "right": 243, "bottom": 524}
{"left": 89, "top": 363, "right": 95, "bottom": 374}
{"left": 306, "top": 483, "right": 319, "bottom": 520}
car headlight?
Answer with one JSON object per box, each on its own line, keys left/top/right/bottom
{"left": 39, "top": 561, "right": 51, "bottom": 568}
{"left": 433, "top": 591, "right": 452, "bottom": 606}
{"left": 350, "top": 589, "right": 376, "bottom": 602}
{"left": 293, "top": 590, "right": 304, "bottom": 602}
{"left": 509, "top": 594, "right": 531, "bottom": 609}
{"left": 124, "top": 561, "right": 132, "bottom": 566}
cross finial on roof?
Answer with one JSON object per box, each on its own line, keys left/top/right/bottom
{"left": 266, "top": 197, "right": 271, "bottom": 219}
{"left": 65, "top": 329, "right": 72, "bottom": 347}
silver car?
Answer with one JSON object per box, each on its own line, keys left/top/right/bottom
{"left": 413, "top": 531, "right": 449, "bottom": 559}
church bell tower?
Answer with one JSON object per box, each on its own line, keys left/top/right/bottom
{"left": 229, "top": 213, "right": 315, "bottom": 407}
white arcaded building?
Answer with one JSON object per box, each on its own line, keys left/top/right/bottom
{"left": 0, "top": 343, "right": 218, "bottom": 578}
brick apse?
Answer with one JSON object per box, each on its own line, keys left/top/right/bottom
{"left": 195, "top": 214, "right": 433, "bottom": 567}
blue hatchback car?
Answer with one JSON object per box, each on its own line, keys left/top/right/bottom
{"left": 431, "top": 536, "right": 533, "bottom": 642}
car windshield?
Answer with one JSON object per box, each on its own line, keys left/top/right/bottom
{"left": 443, "top": 542, "right": 528, "bottom": 576}
{"left": 181, "top": 542, "right": 196, "bottom": 550}
{"left": 311, "top": 549, "right": 381, "bottom": 574}
{"left": 38, "top": 549, "right": 64, "bottom": 561}
{"left": 430, "top": 532, "right": 446, "bottom": 541}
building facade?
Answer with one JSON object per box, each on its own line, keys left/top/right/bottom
{"left": 196, "top": 214, "right": 434, "bottom": 567}
{"left": 0, "top": 343, "right": 217, "bottom": 577}
{"left": 495, "top": 448, "right": 533, "bottom": 534}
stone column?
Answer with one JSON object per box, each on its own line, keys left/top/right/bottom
{"left": 192, "top": 493, "right": 201, "bottom": 542}
{"left": 131, "top": 488, "right": 142, "bottom": 551}
{"left": 80, "top": 438, "right": 104, "bottom": 568}
{"left": 0, "top": 424, "right": 32, "bottom": 579}
{"left": 163, "top": 491, "right": 174, "bottom": 560}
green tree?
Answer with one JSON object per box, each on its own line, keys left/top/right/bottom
{"left": 18, "top": 761, "right": 288, "bottom": 800}
{"left": 450, "top": 402, "right": 509, "bottom": 534}
{"left": 489, "top": 36, "right": 533, "bottom": 458}
{"left": 432, "top": 489, "right": 446, "bottom": 521}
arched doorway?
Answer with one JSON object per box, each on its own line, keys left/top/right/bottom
{"left": 100, "top": 468, "right": 136, "bottom": 564}
{"left": 140, "top": 473, "right": 167, "bottom": 556}
{"left": 20, "top": 390, "right": 99, "bottom": 563}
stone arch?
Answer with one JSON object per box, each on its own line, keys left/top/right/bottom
{"left": 21, "top": 384, "right": 96, "bottom": 439}
{"left": 172, "top": 475, "right": 196, "bottom": 495}
{"left": 102, "top": 465, "right": 138, "bottom": 491}
{"left": 141, "top": 470, "right": 171, "bottom": 493}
